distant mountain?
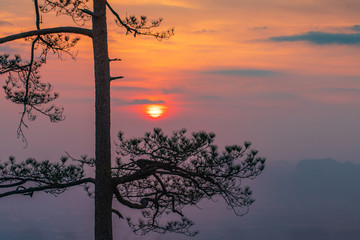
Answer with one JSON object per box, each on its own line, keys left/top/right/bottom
{"left": 295, "top": 158, "right": 360, "bottom": 177}
{"left": 188, "top": 158, "right": 360, "bottom": 240}
{"left": 291, "top": 158, "right": 360, "bottom": 202}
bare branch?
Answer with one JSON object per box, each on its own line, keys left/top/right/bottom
{"left": 79, "top": 8, "right": 97, "bottom": 17}
{"left": 0, "top": 27, "right": 92, "bottom": 44}
{"left": 109, "top": 58, "right": 121, "bottom": 62}
{"left": 110, "top": 76, "right": 124, "bottom": 81}
{"left": 112, "top": 209, "right": 124, "bottom": 219}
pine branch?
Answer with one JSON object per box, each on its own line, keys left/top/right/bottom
{"left": 0, "top": 177, "right": 95, "bottom": 198}
{"left": 0, "top": 27, "right": 92, "bottom": 44}
{"left": 106, "top": 1, "right": 174, "bottom": 39}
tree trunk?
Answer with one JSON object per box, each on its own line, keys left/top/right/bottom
{"left": 92, "top": 0, "right": 113, "bottom": 240}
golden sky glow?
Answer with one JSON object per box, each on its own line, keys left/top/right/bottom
{"left": 2, "top": 1, "right": 360, "bottom": 239}
{"left": 1, "top": 0, "right": 360, "bottom": 163}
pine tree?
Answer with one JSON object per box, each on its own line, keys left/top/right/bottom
{"left": 0, "top": 1, "right": 265, "bottom": 240}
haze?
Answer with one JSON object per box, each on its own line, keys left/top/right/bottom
{"left": 0, "top": 0, "right": 360, "bottom": 239}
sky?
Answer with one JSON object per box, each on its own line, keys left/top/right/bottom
{"left": 1, "top": 0, "right": 360, "bottom": 239}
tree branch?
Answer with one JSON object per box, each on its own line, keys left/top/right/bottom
{"left": 112, "top": 164, "right": 158, "bottom": 185}
{"left": 112, "top": 209, "right": 124, "bottom": 219}
{"left": 113, "top": 187, "right": 148, "bottom": 209}
{"left": 110, "top": 76, "right": 124, "bottom": 81}
{"left": 109, "top": 58, "right": 121, "bottom": 62}
{"left": 79, "top": 8, "right": 97, "bottom": 17}
{"left": 0, "top": 27, "right": 93, "bottom": 44}
{"left": 0, "top": 177, "right": 95, "bottom": 198}
{"left": 106, "top": 2, "right": 133, "bottom": 34}
{"left": 106, "top": 1, "right": 173, "bottom": 39}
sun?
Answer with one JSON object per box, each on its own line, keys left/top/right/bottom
{"left": 146, "top": 105, "right": 165, "bottom": 118}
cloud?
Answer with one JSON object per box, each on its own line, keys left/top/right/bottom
{"left": 161, "top": 87, "right": 185, "bottom": 94}
{"left": 112, "top": 98, "right": 165, "bottom": 105}
{"left": 350, "top": 25, "right": 360, "bottom": 32}
{"left": 0, "top": 46, "right": 16, "bottom": 53}
{"left": 257, "top": 92, "right": 299, "bottom": 101}
{"left": 204, "top": 68, "right": 279, "bottom": 77}
{"left": 320, "top": 87, "right": 360, "bottom": 94}
{"left": 269, "top": 31, "right": 360, "bottom": 45}
{"left": 111, "top": 86, "right": 150, "bottom": 91}
{"left": 252, "top": 26, "right": 268, "bottom": 30}
{"left": 193, "top": 29, "right": 216, "bottom": 34}
{"left": 130, "top": 99, "right": 165, "bottom": 105}
{"left": 0, "top": 20, "right": 11, "bottom": 26}
{"left": 195, "top": 95, "right": 223, "bottom": 101}
{"left": 0, "top": 42, "right": 30, "bottom": 54}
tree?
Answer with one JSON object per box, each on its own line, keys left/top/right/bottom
{"left": 0, "top": 1, "right": 265, "bottom": 240}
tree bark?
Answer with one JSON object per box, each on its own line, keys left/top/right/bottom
{"left": 92, "top": 0, "right": 113, "bottom": 239}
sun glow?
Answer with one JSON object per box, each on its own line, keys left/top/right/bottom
{"left": 146, "top": 105, "right": 165, "bottom": 118}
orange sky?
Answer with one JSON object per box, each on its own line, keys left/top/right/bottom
{"left": 1, "top": 0, "right": 360, "bottom": 163}
{"left": 2, "top": 1, "right": 360, "bottom": 240}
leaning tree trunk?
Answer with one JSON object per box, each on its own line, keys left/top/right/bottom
{"left": 92, "top": 0, "right": 113, "bottom": 239}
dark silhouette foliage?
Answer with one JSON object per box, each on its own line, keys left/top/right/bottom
{"left": 0, "top": 0, "right": 264, "bottom": 239}
{"left": 0, "top": 128, "right": 265, "bottom": 235}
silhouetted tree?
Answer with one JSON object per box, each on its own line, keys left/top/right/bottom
{"left": 0, "top": 129, "right": 265, "bottom": 236}
{"left": 0, "top": 1, "right": 265, "bottom": 240}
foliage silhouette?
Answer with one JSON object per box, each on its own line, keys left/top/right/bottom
{"left": 0, "top": 1, "right": 265, "bottom": 240}
{"left": 0, "top": 128, "right": 265, "bottom": 236}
